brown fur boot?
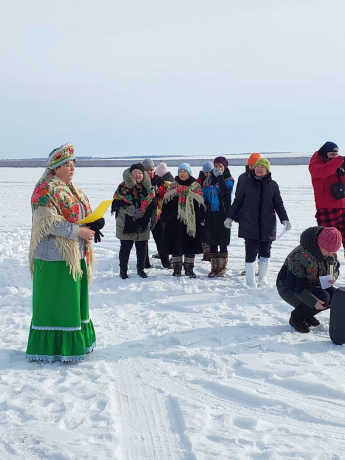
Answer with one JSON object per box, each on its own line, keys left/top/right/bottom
{"left": 217, "top": 251, "right": 228, "bottom": 277}
{"left": 208, "top": 253, "right": 219, "bottom": 277}
{"left": 184, "top": 257, "right": 197, "bottom": 278}
{"left": 172, "top": 256, "right": 183, "bottom": 277}
{"left": 201, "top": 246, "right": 211, "bottom": 261}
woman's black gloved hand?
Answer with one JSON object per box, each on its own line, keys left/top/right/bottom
{"left": 88, "top": 218, "right": 105, "bottom": 243}
{"left": 336, "top": 157, "right": 345, "bottom": 176}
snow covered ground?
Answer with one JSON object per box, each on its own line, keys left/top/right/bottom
{"left": 1, "top": 164, "right": 345, "bottom": 460}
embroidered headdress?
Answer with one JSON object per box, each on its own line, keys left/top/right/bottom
{"left": 48, "top": 143, "right": 75, "bottom": 169}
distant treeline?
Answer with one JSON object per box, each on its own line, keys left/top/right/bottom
{"left": 0, "top": 156, "right": 310, "bottom": 168}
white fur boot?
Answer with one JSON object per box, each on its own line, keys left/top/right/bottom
{"left": 258, "top": 257, "right": 269, "bottom": 286}
{"left": 245, "top": 262, "right": 257, "bottom": 288}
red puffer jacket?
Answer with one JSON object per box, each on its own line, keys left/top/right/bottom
{"left": 309, "top": 152, "right": 345, "bottom": 209}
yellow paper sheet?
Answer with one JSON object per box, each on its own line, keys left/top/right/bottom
{"left": 77, "top": 199, "right": 113, "bottom": 224}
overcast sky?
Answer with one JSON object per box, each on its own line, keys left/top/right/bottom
{"left": 1, "top": 0, "right": 345, "bottom": 159}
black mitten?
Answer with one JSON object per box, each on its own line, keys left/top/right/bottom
{"left": 336, "top": 166, "right": 345, "bottom": 176}
{"left": 89, "top": 218, "right": 105, "bottom": 230}
{"left": 88, "top": 218, "right": 105, "bottom": 243}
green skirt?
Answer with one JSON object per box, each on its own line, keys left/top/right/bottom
{"left": 26, "top": 259, "right": 96, "bottom": 362}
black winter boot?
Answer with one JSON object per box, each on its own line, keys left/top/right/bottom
{"left": 184, "top": 256, "right": 196, "bottom": 278}
{"left": 120, "top": 267, "right": 128, "bottom": 279}
{"left": 137, "top": 265, "right": 147, "bottom": 278}
{"left": 306, "top": 316, "right": 320, "bottom": 327}
{"left": 289, "top": 317, "right": 310, "bottom": 333}
{"left": 136, "top": 241, "right": 148, "bottom": 278}
{"left": 144, "top": 248, "right": 152, "bottom": 268}
{"left": 137, "top": 265, "right": 148, "bottom": 278}
{"left": 160, "top": 253, "right": 171, "bottom": 269}
{"left": 172, "top": 256, "right": 183, "bottom": 277}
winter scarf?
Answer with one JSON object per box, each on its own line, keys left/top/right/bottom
{"left": 29, "top": 168, "right": 95, "bottom": 281}
{"left": 112, "top": 168, "right": 156, "bottom": 236}
{"left": 163, "top": 176, "right": 204, "bottom": 238}
{"left": 202, "top": 170, "right": 234, "bottom": 212}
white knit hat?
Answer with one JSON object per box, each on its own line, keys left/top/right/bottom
{"left": 155, "top": 162, "right": 169, "bottom": 177}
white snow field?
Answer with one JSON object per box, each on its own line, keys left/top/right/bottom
{"left": 1, "top": 164, "right": 345, "bottom": 460}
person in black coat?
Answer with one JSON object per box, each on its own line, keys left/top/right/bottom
{"left": 224, "top": 158, "right": 291, "bottom": 288}
{"left": 236, "top": 152, "right": 261, "bottom": 192}
{"left": 202, "top": 156, "right": 234, "bottom": 277}
{"left": 197, "top": 161, "right": 214, "bottom": 262}
{"left": 161, "top": 163, "right": 205, "bottom": 278}
{"left": 142, "top": 159, "right": 174, "bottom": 269}
{"left": 150, "top": 162, "right": 174, "bottom": 268}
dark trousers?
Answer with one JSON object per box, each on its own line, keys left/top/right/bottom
{"left": 152, "top": 220, "right": 170, "bottom": 267}
{"left": 172, "top": 253, "right": 195, "bottom": 259}
{"left": 277, "top": 285, "right": 336, "bottom": 322}
{"left": 245, "top": 239, "right": 272, "bottom": 263}
{"left": 119, "top": 240, "right": 147, "bottom": 270}
{"left": 145, "top": 220, "right": 170, "bottom": 268}
{"left": 210, "top": 245, "right": 227, "bottom": 253}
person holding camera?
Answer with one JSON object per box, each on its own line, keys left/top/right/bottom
{"left": 309, "top": 141, "right": 345, "bottom": 255}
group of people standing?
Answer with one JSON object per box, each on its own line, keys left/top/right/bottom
{"left": 111, "top": 153, "right": 291, "bottom": 288}
{"left": 25, "top": 140, "right": 345, "bottom": 363}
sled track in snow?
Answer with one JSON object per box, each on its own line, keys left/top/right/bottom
{"left": 106, "top": 358, "right": 197, "bottom": 459}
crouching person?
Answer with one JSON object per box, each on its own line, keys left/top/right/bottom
{"left": 277, "top": 226, "right": 341, "bottom": 333}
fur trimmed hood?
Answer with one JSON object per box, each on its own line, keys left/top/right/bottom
{"left": 123, "top": 168, "right": 152, "bottom": 191}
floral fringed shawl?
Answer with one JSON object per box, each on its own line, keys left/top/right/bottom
{"left": 112, "top": 180, "right": 155, "bottom": 213}
{"left": 163, "top": 180, "right": 204, "bottom": 238}
{"left": 29, "top": 168, "right": 95, "bottom": 281}
{"left": 112, "top": 169, "right": 156, "bottom": 236}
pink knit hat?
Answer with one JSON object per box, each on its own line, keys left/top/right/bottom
{"left": 317, "top": 227, "right": 342, "bottom": 252}
{"left": 155, "top": 162, "right": 169, "bottom": 177}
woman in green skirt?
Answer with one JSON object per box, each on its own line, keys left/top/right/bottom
{"left": 27, "top": 143, "right": 97, "bottom": 362}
